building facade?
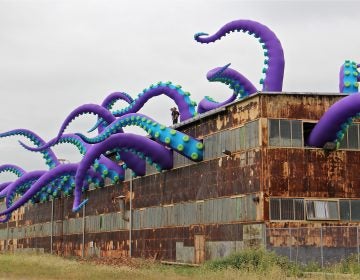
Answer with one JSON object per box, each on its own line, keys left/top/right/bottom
{"left": 0, "top": 92, "right": 359, "bottom": 264}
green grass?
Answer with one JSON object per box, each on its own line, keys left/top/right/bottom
{"left": 0, "top": 250, "right": 360, "bottom": 280}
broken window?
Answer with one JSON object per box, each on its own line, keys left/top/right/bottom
{"left": 306, "top": 200, "right": 339, "bottom": 220}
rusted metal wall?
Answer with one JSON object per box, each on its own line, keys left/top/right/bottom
{"left": 2, "top": 92, "right": 359, "bottom": 263}
{"left": 260, "top": 93, "right": 344, "bottom": 121}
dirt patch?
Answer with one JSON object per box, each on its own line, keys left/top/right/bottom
{"left": 77, "top": 256, "right": 155, "bottom": 269}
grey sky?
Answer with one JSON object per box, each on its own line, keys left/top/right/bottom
{"left": 0, "top": 0, "right": 359, "bottom": 179}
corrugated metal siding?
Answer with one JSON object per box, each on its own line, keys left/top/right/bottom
{"left": 0, "top": 194, "right": 258, "bottom": 240}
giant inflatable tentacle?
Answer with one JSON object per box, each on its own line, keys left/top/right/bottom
{"left": 0, "top": 129, "right": 59, "bottom": 168}
{"left": 73, "top": 133, "right": 173, "bottom": 212}
{"left": 76, "top": 113, "right": 204, "bottom": 161}
{"left": 308, "top": 94, "right": 360, "bottom": 147}
{"left": 0, "top": 182, "right": 11, "bottom": 193}
{"left": 96, "top": 156, "right": 125, "bottom": 183}
{"left": 198, "top": 64, "right": 258, "bottom": 113}
{"left": 101, "top": 92, "right": 134, "bottom": 110}
{"left": 20, "top": 104, "right": 118, "bottom": 152}
{"left": 339, "top": 60, "right": 359, "bottom": 93}
{"left": 89, "top": 92, "right": 135, "bottom": 133}
{"left": 0, "top": 164, "right": 26, "bottom": 197}
{"left": 110, "top": 82, "right": 197, "bottom": 122}
{"left": 0, "top": 164, "right": 26, "bottom": 178}
{"left": 53, "top": 134, "right": 91, "bottom": 155}
{"left": 0, "top": 170, "right": 46, "bottom": 222}
{"left": 50, "top": 133, "right": 144, "bottom": 176}
{"left": 0, "top": 164, "right": 101, "bottom": 216}
{"left": 194, "top": 19, "right": 285, "bottom": 91}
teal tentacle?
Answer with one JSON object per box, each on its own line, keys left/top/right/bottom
{"left": 76, "top": 113, "right": 204, "bottom": 161}
{"left": 110, "top": 82, "right": 197, "bottom": 121}
{"left": 0, "top": 129, "right": 59, "bottom": 169}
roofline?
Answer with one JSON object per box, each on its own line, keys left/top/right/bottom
{"left": 172, "top": 91, "right": 349, "bottom": 129}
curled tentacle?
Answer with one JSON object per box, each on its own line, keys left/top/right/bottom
{"left": 101, "top": 92, "right": 134, "bottom": 110}
{"left": 198, "top": 64, "right": 258, "bottom": 113}
{"left": 0, "top": 170, "right": 46, "bottom": 221}
{"left": 308, "top": 94, "right": 360, "bottom": 147}
{"left": 89, "top": 92, "right": 135, "bottom": 133}
{"left": 73, "top": 133, "right": 173, "bottom": 212}
{"left": 76, "top": 113, "right": 204, "bottom": 161}
{"left": 0, "top": 164, "right": 26, "bottom": 178}
{"left": 339, "top": 60, "right": 359, "bottom": 93}
{"left": 111, "top": 82, "right": 197, "bottom": 122}
{"left": 195, "top": 19, "right": 285, "bottom": 91}
{"left": 0, "top": 164, "right": 100, "bottom": 217}
{"left": 0, "top": 129, "right": 59, "bottom": 168}
{"left": 0, "top": 164, "right": 27, "bottom": 197}
{"left": 53, "top": 134, "right": 91, "bottom": 155}
{"left": 19, "top": 104, "right": 118, "bottom": 152}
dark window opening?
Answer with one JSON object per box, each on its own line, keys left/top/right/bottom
{"left": 303, "top": 122, "right": 316, "bottom": 146}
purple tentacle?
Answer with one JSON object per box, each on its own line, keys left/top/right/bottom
{"left": 195, "top": 19, "right": 285, "bottom": 91}
{"left": 0, "top": 164, "right": 26, "bottom": 177}
{"left": 0, "top": 129, "right": 59, "bottom": 168}
{"left": 0, "top": 182, "right": 11, "bottom": 193}
{"left": 98, "top": 156, "right": 123, "bottom": 175}
{"left": 308, "top": 94, "right": 360, "bottom": 147}
{"left": 89, "top": 92, "right": 135, "bottom": 134}
{"left": 111, "top": 82, "right": 197, "bottom": 122}
{"left": 198, "top": 64, "right": 258, "bottom": 113}
{"left": 73, "top": 133, "right": 173, "bottom": 211}
{"left": 20, "top": 104, "right": 118, "bottom": 152}
{"left": 0, "top": 170, "right": 46, "bottom": 221}
{"left": 0, "top": 165, "right": 81, "bottom": 216}
{"left": 101, "top": 92, "right": 134, "bottom": 109}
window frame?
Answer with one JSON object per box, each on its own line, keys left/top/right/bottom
{"left": 305, "top": 199, "right": 340, "bottom": 221}
{"left": 339, "top": 123, "right": 360, "bottom": 150}
{"left": 268, "top": 118, "right": 304, "bottom": 148}
{"left": 269, "top": 197, "right": 305, "bottom": 221}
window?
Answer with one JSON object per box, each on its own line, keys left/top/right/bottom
{"left": 269, "top": 198, "right": 304, "bottom": 220}
{"left": 245, "top": 120, "right": 259, "bottom": 148}
{"left": 339, "top": 199, "right": 360, "bottom": 221}
{"left": 339, "top": 200, "right": 350, "bottom": 220}
{"left": 339, "top": 124, "right": 360, "bottom": 150}
{"left": 351, "top": 200, "right": 360, "bottom": 221}
{"left": 269, "top": 119, "right": 303, "bottom": 147}
{"left": 306, "top": 200, "right": 339, "bottom": 220}
{"left": 203, "top": 120, "right": 259, "bottom": 159}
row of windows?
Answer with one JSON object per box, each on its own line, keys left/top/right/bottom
{"left": 203, "top": 120, "right": 259, "bottom": 159}
{"left": 270, "top": 198, "right": 360, "bottom": 221}
{"left": 140, "top": 120, "right": 260, "bottom": 176}
{"left": 268, "top": 118, "right": 360, "bottom": 150}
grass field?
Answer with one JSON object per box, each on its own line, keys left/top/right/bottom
{"left": 0, "top": 250, "right": 359, "bottom": 280}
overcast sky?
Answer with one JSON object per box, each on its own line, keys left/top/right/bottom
{"left": 0, "top": 0, "right": 359, "bottom": 179}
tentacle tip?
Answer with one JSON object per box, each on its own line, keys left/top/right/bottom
{"left": 72, "top": 199, "right": 89, "bottom": 213}
{"left": 194, "top": 32, "right": 208, "bottom": 40}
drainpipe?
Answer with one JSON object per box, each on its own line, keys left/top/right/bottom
{"left": 82, "top": 204, "right": 86, "bottom": 258}
{"left": 50, "top": 199, "right": 54, "bottom": 254}
{"left": 6, "top": 221, "right": 9, "bottom": 251}
{"left": 129, "top": 174, "right": 133, "bottom": 258}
